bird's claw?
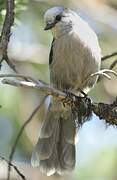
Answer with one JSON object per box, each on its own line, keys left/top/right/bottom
{"left": 62, "top": 91, "right": 76, "bottom": 107}
{"left": 62, "top": 90, "right": 87, "bottom": 108}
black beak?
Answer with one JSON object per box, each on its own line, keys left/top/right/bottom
{"left": 44, "top": 22, "right": 56, "bottom": 30}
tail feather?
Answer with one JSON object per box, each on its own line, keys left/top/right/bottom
{"left": 58, "top": 111, "right": 76, "bottom": 173}
{"left": 34, "top": 138, "right": 54, "bottom": 160}
{"left": 39, "top": 104, "right": 60, "bottom": 138}
{"left": 59, "top": 144, "right": 75, "bottom": 171}
{"left": 31, "top": 100, "right": 76, "bottom": 176}
{"left": 40, "top": 145, "right": 59, "bottom": 176}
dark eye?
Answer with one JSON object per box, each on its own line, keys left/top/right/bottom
{"left": 55, "top": 14, "right": 62, "bottom": 21}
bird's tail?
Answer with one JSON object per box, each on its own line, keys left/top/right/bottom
{"left": 31, "top": 98, "right": 76, "bottom": 176}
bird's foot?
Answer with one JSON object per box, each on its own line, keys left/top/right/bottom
{"left": 62, "top": 90, "right": 88, "bottom": 108}
{"left": 62, "top": 90, "right": 76, "bottom": 107}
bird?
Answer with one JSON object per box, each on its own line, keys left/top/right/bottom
{"left": 31, "top": 6, "right": 101, "bottom": 176}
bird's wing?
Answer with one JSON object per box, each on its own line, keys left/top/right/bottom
{"left": 49, "top": 38, "right": 55, "bottom": 65}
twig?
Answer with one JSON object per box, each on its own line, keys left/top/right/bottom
{"left": 110, "top": 60, "right": 117, "bottom": 70}
{"left": 0, "top": 0, "right": 17, "bottom": 72}
{"left": 0, "top": 73, "right": 39, "bottom": 83}
{"left": 0, "top": 155, "right": 26, "bottom": 179}
{"left": 7, "top": 95, "right": 48, "bottom": 180}
{"left": 76, "top": 69, "right": 117, "bottom": 90}
{"left": 101, "top": 52, "right": 117, "bottom": 61}
{"left": 90, "top": 69, "right": 117, "bottom": 79}
{"left": 2, "top": 78, "right": 66, "bottom": 100}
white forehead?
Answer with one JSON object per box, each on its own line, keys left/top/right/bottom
{"left": 44, "top": 6, "right": 64, "bottom": 22}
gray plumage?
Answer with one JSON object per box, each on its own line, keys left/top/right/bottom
{"left": 31, "top": 6, "right": 101, "bottom": 176}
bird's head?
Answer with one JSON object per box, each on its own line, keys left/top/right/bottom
{"left": 44, "top": 6, "right": 74, "bottom": 37}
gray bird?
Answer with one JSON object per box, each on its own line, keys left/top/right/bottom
{"left": 31, "top": 6, "right": 101, "bottom": 176}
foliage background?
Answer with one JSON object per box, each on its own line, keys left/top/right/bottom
{"left": 0, "top": 0, "right": 117, "bottom": 179}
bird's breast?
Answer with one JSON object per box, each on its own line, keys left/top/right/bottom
{"left": 50, "top": 32, "right": 101, "bottom": 92}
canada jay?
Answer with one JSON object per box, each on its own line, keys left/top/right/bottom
{"left": 31, "top": 6, "right": 101, "bottom": 176}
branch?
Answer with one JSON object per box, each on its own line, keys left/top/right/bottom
{"left": 0, "top": 73, "right": 39, "bottom": 83}
{"left": 7, "top": 96, "right": 48, "bottom": 180}
{"left": 0, "top": 0, "right": 17, "bottom": 72}
{"left": 0, "top": 155, "right": 26, "bottom": 180}
{"left": 101, "top": 52, "right": 117, "bottom": 61}
{"left": 0, "top": 74, "right": 116, "bottom": 126}
{"left": 0, "top": 74, "right": 65, "bottom": 100}
{"left": 110, "top": 59, "right": 117, "bottom": 70}
{"left": 92, "top": 99, "right": 117, "bottom": 126}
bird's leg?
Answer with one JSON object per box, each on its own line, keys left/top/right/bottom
{"left": 78, "top": 88, "right": 88, "bottom": 98}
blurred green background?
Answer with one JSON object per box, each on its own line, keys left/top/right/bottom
{"left": 0, "top": 0, "right": 117, "bottom": 179}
